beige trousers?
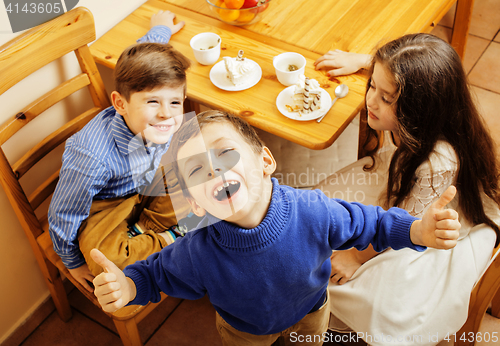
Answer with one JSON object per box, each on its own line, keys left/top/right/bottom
{"left": 216, "top": 291, "right": 330, "bottom": 346}
{"left": 78, "top": 165, "right": 190, "bottom": 275}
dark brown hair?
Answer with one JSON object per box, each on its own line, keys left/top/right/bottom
{"left": 114, "top": 42, "right": 191, "bottom": 101}
{"left": 361, "top": 33, "right": 500, "bottom": 244}
{"left": 168, "top": 110, "right": 265, "bottom": 196}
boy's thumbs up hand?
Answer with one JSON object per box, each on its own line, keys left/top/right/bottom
{"left": 91, "top": 249, "right": 136, "bottom": 313}
{"left": 410, "top": 186, "right": 461, "bottom": 249}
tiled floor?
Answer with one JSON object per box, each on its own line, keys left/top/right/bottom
{"left": 13, "top": 289, "right": 223, "bottom": 346}
{"left": 9, "top": 0, "right": 500, "bottom": 345}
{"left": 432, "top": 0, "right": 500, "bottom": 155}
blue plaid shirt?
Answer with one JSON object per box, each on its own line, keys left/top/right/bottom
{"left": 48, "top": 26, "right": 172, "bottom": 269}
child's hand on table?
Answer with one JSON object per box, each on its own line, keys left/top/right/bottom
{"left": 150, "top": 10, "right": 185, "bottom": 35}
{"left": 314, "top": 49, "right": 372, "bottom": 77}
{"left": 410, "top": 186, "right": 461, "bottom": 249}
{"left": 91, "top": 249, "right": 136, "bottom": 313}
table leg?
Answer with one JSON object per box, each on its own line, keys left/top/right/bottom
{"left": 358, "top": 109, "right": 368, "bottom": 160}
{"left": 184, "top": 99, "right": 201, "bottom": 115}
{"left": 451, "top": 0, "right": 475, "bottom": 60}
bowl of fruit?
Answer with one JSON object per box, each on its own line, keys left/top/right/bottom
{"left": 206, "top": 0, "right": 271, "bottom": 26}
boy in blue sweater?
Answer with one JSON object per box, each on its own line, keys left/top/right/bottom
{"left": 91, "top": 111, "right": 461, "bottom": 345}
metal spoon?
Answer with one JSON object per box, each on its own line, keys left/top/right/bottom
{"left": 317, "top": 84, "right": 349, "bottom": 123}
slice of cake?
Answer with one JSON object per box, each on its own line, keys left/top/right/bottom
{"left": 223, "top": 50, "right": 255, "bottom": 86}
{"left": 292, "top": 75, "right": 322, "bottom": 116}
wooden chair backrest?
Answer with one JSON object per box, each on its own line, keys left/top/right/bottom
{"left": 0, "top": 7, "right": 110, "bottom": 244}
{"left": 0, "top": 10, "right": 168, "bottom": 345}
{"left": 456, "top": 242, "right": 500, "bottom": 345}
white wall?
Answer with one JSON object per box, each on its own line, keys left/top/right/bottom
{"left": 0, "top": 0, "right": 147, "bottom": 342}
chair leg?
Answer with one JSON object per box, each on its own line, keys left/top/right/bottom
{"left": 491, "top": 287, "right": 500, "bottom": 318}
{"left": 48, "top": 275, "right": 73, "bottom": 321}
{"left": 41, "top": 256, "right": 72, "bottom": 321}
{"left": 450, "top": 0, "right": 474, "bottom": 60}
{"left": 114, "top": 318, "right": 143, "bottom": 346}
{"left": 272, "top": 336, "right": 286, "bottom": 346}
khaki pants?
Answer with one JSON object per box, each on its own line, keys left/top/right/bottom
{"left": 216, "top": 291, "right": 330, "bottom": 346}
{"left": 79, "top": 165, "right": 190, "bottom": 275}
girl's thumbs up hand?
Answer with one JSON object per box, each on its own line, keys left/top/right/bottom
{"left": 410, "top": 185, "right": 461, "bottom": 249}
{"left": 91, "top": 249, "right": 136, "bottom": 313}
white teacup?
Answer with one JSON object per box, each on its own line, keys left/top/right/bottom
{"left": 273, "top": 52, "right": 306, "bottom": 86}
{"left": 190, "top": 32, "right": 221, "bottom": 65}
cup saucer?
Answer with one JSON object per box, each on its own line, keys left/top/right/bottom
{"left": 276, "top": 86, "right": 332, "bottom": 121}
{"left": 209, "top": 59, "right": 262, "bottom": 91}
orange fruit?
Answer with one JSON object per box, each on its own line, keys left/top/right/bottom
{"left": 219, "top": 3, "right": 240, "bottom": 22}
{"left": 224, "top": 0, "right": 244, "bottom": 9}
{"left": 237, "top": 10, "right": 255, "bottom": 23}
{"left": 214, "top": 0, "right": 224, "bottom": 14}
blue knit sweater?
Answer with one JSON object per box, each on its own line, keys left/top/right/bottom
{"left": 124, "top": 178, "right": 421, "bottom": 335}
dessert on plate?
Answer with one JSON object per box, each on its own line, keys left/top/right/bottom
{"left": 223, "top": 50, "right": 255, "bottom": 86}
{"left": 286, "top": 75, "right": 322, "bottom": 116}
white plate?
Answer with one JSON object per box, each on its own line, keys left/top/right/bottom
{"left": 276, "top": 86, "right": 333, "bottom": 121}
{"left": 209, "top": 59, "right": 262, "bottom": 91}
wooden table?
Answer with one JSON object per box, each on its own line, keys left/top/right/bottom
{"left": 90, "top": 0, "right": 472, "bottom": 150}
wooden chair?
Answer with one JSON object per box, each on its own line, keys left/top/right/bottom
{"left": 0, "top": 7, "right": 170, "bottom": 346}
{"left": 455, "top": 241, "right": 500, "bottom": 346}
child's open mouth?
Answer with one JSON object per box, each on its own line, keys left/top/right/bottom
{"left": 213, "top": 180, "right": 241, "bottom": 202}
